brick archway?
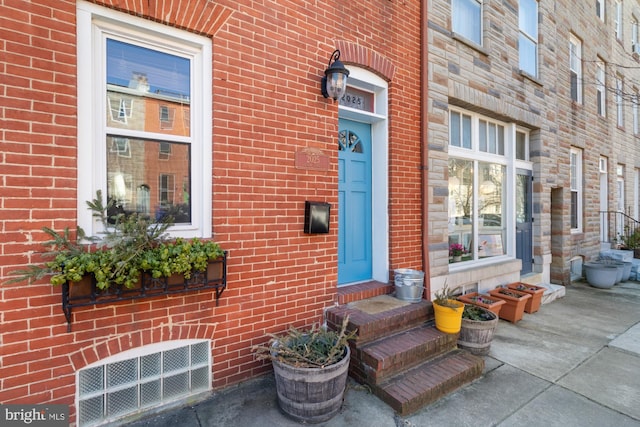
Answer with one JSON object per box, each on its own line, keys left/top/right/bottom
{"left": 335, "top": 41, "right": 396, "bottom": 82}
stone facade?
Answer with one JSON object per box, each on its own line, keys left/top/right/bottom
{"left": 427, "top": 0, "right": 640, "bottom": 294}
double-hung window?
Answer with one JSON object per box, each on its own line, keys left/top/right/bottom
{"left": 615, "top": 1, "right": 623, "bottom": 41}
{"left": 596, "top": 0, "right": 604, "bottom": 21}
{"left": 77, "top": 3, "right": 212, "bottom": 238}
{"left": 634, "top": 89, "right": 640, "bottom": 134}
{"left": 596, "top": 59, "right": 606, "bottom": 116}
{"left": 448, "top": 109, "right": 520, "bottom": 265}
{"left": 519, "top": 0, "right": 538, "bottom": 78}
{"left": 633, "top": 18, "right": 640, "bottom": 53}
{"left": 452, "top": 0, "right": 482, "bottom": 45}
{"left": 569, "top": 34, "right": 582, "bottom": 104}
{"left": 616, "top": 74, "right": 625, "bottom": 127}
{"left": 570, "top": 148, "right": 583, "bottom": 232}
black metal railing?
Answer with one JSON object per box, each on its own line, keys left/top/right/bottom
{"left": 61, "top": 252, "right": 227, "bottom": 332}
{"left": 600, "top": 210, "right": 640, "bottom": 246}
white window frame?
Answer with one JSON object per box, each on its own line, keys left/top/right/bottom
{"left": 77, "top": 2, "right": 212, "bottom": 239}
{"left": 633, "top": 18, "right": 640, "bottom": 53}
{"left": 448, "top": 108, "right": 519, "bottom": 266}
{"left": 634, "top": 89, "right": 639, "bottom": 134}
{"left": 452, "top": 0, "right": 483, "bottom": 46}
{"left": 616, "top": 74, "right": 625, "bottom": 127}
{"left": 569, "top": 34, "right": 582, "bottom": 104}
{"left": 615, "top": 0, "right": 623, "bottom": 40}
{"left": 570, "top": 147, "right": 583, "bottom": 233}
{"left": 596, "top": 59, "right": 606, "bottom": 116}
{"left": 518, "top": 0, "right": 538, "bottom": 78}
{"left": 596, "top": 0, "right": 605, "bottom": 21}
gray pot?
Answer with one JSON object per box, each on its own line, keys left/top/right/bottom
{"left": 584, "top": 263, "right": 617, "bottom": 288}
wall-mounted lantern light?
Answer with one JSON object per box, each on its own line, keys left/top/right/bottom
{"left": 321, "top": 49, "right": 350, "bottom": 101}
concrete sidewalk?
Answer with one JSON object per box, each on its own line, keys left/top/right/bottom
{"left": 125, "top": 281, "right": 640, "bottom": 427}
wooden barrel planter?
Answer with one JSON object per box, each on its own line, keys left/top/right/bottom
{"left": 458, "top": 306, "right": 498, "bottom": 356}
{"left": 271, "top": 345, "right": 351, "bottom": 423}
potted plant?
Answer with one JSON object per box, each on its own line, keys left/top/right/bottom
{"left": 253, "top": 316, "right": 356, "bottom": 423}
{"left": 432, "top": 283, "right": 464, "bottom": 334}
{"left": 458, "top": 304, "right": 498, "bottom": 356}
{"left": 457, "top": 292, "right": 506, "bottom": 316}
{"left": 487, "top": 287, "right": 531, "bottom": 323}
{"left": 507, "top": 283, "right": 545, "bottom": 313}
{"left": 9, "top": 191, "right": 224, "bottom": 296}
{"left": 620, "top": 228, "right": 640, "bottom": 258}
{"left": 449, "top": 243, "right": 466, "bottom": 262}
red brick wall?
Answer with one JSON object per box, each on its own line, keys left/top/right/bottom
{"left": 0, "top": 0, "right": 422, "bottom": 423}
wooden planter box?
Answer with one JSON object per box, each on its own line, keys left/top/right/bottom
{"left": 457, "top": 292, "right": 506, "bottom": 316}
{"left": 487, "top": 288, "right": 531, "bottom": 323}
{"left": 507, "top": 283, "right": 545, "bottom": 313}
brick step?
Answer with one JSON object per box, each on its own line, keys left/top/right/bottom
{"left": 373, "top": 349, "right": 484, "bottom": 416}
{"left": 352, "top": 322, "right": 458, "bottom": 385}
{"left": 325, "top": 297, "right": 434, "bottom": 345}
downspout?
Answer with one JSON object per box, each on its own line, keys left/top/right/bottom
{"left": 421, "top": 0, "right": 432, "bottom": 300}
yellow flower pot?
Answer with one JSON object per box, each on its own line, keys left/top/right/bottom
{"left": 433, "top": 299, "right": 464, "bottom": 334}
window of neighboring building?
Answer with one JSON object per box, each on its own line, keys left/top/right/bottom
{"left": 448, "top": 109, "right": 520, "bottom": 265}
{"left": 616, "top": 74, "right": 625, "bottom": 127}
{"left": 452, "top": 0, "right": 482, "bottom": 45}
{"left": 617, "top": 165, "right": 625, "bottom": 214}
{"left": 77, "top": 3, "right": 212, "bottom": 238}
{"left": 519, "top": 0, "right": 538, "bottom": 77}
{"left": 596, "top": 0, "right": 604, "bottom": 20}
{"left": 596, "top": 59, "right": 606, "bottom": 116}
{"left": 570, "top": 147, "right": 583, "bottom": 232}
{"left": 515, "top": 130, "right": 529, "bottom": 161}
{"left": 633, "top": 18, "right": 640, "bottom": 53}
{"left": 615, "top": 1, "right": 623, "bottom": 40}
{"left": 570, "top": 34, "right": 583, "bottom": 104}
{"left": 634, "top": 89, "right": 640, "bottom": 134}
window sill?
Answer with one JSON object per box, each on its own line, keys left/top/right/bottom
{"left": 452, "top": 32, "right": 489, "bottom": 56}
{"left": 519, "top": 70, "right": 543, "bottom": 86}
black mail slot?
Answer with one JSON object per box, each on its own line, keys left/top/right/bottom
{"left": 304, "top": 201, "right": 331, "bottom": 234}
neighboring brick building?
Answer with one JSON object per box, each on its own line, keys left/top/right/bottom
{"left": 1, "top": 0, "right": 423, "bottom": 424}
{"left": 426, "top": 0, "right": 640, "bottom": 297}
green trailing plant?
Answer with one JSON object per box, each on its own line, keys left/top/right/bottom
{"left": 620, "top": 228, "right": 640, "bottom": 249}
{"left": 433, "top": 283, "right": 461, "bottom": 309}
{"left": 462, "top": 304, "right": 495, "bottom": 321}
{"left": 253, "top": 316, "right": 357, "bottom": 368}
{"left": 8, "top": 190, "right": 224, "bottom": 290}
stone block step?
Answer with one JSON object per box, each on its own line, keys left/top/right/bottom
{"left": 354, "top": 322, "right": 458, "bottom": 385}
{"left": 373, "top": 349, "right": 484, "bottom": 416}
{"left": 326, "top": 296, "right": 433, "bottom": 345}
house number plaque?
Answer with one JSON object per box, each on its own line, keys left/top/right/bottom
{"left": 295, "top": 147, "right": 330, "bottom": 171}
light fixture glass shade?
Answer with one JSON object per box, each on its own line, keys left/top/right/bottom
{"left": 325, "top": 71, "right": 348, "bottom": 101}
{"left": 322, "top": 50, "right": 350, "bottom": 100}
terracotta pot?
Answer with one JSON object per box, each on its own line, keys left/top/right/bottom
{"left": 433, "top": 299, "right": 464, "bottom": 334}
{"left": 457, "top": 292, "right": 506, "bottom": 316}
{"left": 487, "top": 288, "right": 531, "bottom": 323}
{"left": 506, "top": 283, "right": 545, "bottom": 313}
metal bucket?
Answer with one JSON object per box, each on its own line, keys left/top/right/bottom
{"left": 394, "top": 269, "right": 425, "bottom": 303}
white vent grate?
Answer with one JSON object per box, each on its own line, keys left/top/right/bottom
{"left": 77, "top": 340, "right": 211, "bottom": 426}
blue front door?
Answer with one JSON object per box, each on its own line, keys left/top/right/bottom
{"left": 338, "top": 119, "right": 372, "bottom": 285}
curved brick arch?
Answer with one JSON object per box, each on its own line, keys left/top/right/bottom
{"left": 335, "top": 41, "right": 396, "bottom": 82}
{"left": 94, "top": 0, "right": 233, "bottom": 36}
{"left": 68, "top": 321, "right": 217, "bottom": 372}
